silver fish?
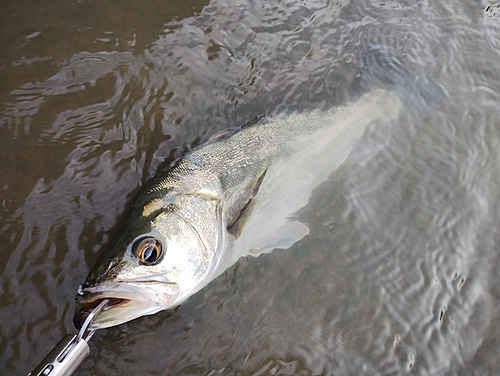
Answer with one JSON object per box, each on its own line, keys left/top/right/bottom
{"left": 75, "top": 88, "right": 401, "bottom": 329}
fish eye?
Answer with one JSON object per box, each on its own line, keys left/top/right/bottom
{"left": 134, "top": 237, "right": 162, "bottom": 265}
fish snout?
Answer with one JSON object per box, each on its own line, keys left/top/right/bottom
{"left": 74, "top": 285, "right": 93, "bottom": 305}
{"left": 75, "top": 282, "right": 100, "bottom": 306}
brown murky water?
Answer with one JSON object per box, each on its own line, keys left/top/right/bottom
{"left": 2, "top": 0, "right": 500, "bottom": 375}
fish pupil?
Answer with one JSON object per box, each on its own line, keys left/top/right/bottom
{"left": 143, "top": 245, "right": 157, "bottom": 263}
{"left": 134, "top": 237, "right": 162, "bottom": 265}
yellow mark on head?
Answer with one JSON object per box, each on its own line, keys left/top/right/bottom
{"left": 142, "top": 198, "right": 165, "bottom": 217}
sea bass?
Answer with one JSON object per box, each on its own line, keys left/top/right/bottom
{"left": 76, "top": 88, "right": 401, "bottom": 329}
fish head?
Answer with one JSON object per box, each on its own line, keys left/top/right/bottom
{"left": 75, "top": 193, "right": 225, "bottom": 329}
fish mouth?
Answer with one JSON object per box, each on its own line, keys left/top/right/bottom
{"left": 77, "top": 297, "right": 130, "bottom": 314}
{"left": 74, "top": 280, "right": 180, "bottom": 330}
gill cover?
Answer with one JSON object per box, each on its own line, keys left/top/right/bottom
{"left": 143, "top": 194, "right": 226, "bottom": 300}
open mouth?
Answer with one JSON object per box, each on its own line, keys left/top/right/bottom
{"left": 79, "top": 297, "right": 130, "bottom": 313}
{"left": 74, "top": 280, "right": 181, "bottom": 329}
{"left": 74, "top": 296, "right": 131, "bottom": 329}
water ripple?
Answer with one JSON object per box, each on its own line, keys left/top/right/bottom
{"left": 2, "top": 0, "right": 500, "bottom": 374}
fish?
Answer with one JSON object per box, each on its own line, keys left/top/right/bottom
{"left": 75, "top": 88, "right": 402, "bottom": 329}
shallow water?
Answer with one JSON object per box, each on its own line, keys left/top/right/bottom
{"left": 2, "top": 0, "right": 500, "bottom": 375}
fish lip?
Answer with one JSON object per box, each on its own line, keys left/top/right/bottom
{"left": 74, "top": 279, "right": 180, "bottom": 329}
{"left": 75, "top": 279, "right": 179, "bottom": 310}
{"left": 127, "top": 275, "right": 171, "bottom": 283}
{"left": 76, "top": 297, "right": 130, "bottom": 317}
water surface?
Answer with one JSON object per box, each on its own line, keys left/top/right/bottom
{"left": 2, "top": 0, "right": 500, "bottom": 375}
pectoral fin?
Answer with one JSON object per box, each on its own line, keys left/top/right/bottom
{"left": 246, "top": 219, "right": 310, "bottom": 255}
{"left": 227, "top": 167, "right": 268, "bottom": 238}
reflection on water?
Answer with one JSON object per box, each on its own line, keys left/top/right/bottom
{"left": 2, "top": 0, "right": 500, "bottom": 374}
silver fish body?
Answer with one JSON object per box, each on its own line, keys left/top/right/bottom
{"left": 76, "top": 88, "right": 401, "bottom": 329}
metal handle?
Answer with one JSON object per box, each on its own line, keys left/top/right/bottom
{"left": 29, "top": 300, "right": 109, "bottom": 376}
{"left": 29, "top": 334, "right": 90, "bottom": 376}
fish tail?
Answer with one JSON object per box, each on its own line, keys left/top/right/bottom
{"left": 355, "top": 44, "right": 446, "bottom": 108}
